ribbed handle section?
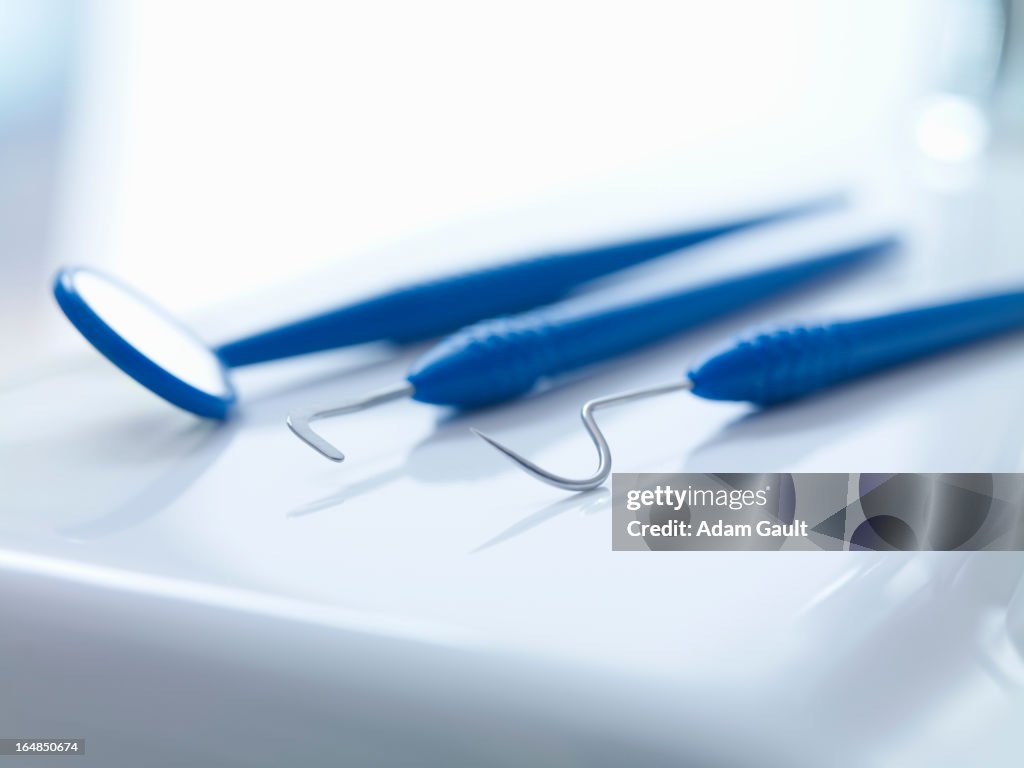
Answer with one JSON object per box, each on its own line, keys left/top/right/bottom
{"left": 690, "top": 325, "right": 853, "bottom": 405}
{"left": 690, "top": 290, "right": 1024, "bottom": 405}
{"left": 407, "top": 314, "right": 566, "bottom": 407}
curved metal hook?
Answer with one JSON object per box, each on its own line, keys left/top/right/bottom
{"left": 472, "top": 380, "right": 692, "bottom": 491}
{"left": 287, "top": 382, "right": 414, "bottom": 462}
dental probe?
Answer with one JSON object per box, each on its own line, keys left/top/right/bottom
{"left": 475, "top": 288, "right": 1024, "bottom": 490}
{"left": 288, "top": 230, "right": 896, "bottom": 461}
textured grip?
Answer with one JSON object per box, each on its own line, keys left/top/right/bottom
{"left": 407, "top": 314, "right": 566, "bottom": 407}
{"left": 690, "top": 289, "right": 1024, "bottom": 405}
{"left": 690, "top": 325, "right": 853, "bottom": 404}
{"left": 407, "top": 234, "right": 894, "bottom": 407}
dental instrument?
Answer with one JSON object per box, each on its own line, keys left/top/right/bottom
{"left": 288, "top": 227, "right": 897, "bottom": 461}
{"left": 52, "top": 197, "right": 833, "bottom": 420}
{"left": 474, "top": 289, "right": 1024, "bottom": 491}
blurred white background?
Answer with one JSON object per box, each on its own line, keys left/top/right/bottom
{"left": 5, "top": 0, "right": 1021, "bottom": 375}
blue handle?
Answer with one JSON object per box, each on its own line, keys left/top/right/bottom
{"left": 215, "top": 196, "right": 838, "bottom": 366}
{"left": 407, "top": 233, "right": 896, "bottom": 407}
{"left": 689, "top": 290, "right": 1024, "bottom": 405}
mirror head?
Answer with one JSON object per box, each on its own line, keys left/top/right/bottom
{"left": 53, "top": 267, "right": 235, "bottom": 419}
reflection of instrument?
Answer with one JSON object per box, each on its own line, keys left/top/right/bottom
{"left": 52, "top": 197, "right": 832, "bottom": 419}
{"left": 478, "top": 290, "right": 1024, "bottom": 490}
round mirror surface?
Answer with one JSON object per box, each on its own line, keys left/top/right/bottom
{"left": 54, "top": 267, "right": 235, "bottom": 418}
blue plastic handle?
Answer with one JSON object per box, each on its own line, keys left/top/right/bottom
{"left": 406, "top": 233, "right": 897, "bottom": 407}
{"left": 215, "top": 196, "right": 838, "bottom": 366}
{"left": 689, "top": 290, "right": 1024, "bottom": 405}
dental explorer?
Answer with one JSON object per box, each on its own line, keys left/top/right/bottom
{"left": 475, "top": 289, "right": 1024, "bottom": 490}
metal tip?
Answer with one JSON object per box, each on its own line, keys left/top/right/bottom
{"left": 288, "top": 411, "right": 346, "bottom": 462}
{"left": 470, "top": 428, "right": 558, "bottom": 479}
{"left": 471, "top": 380, "right": 692, "bottom": 491}
{"left": 287, "top": 382, "right": 415, "bottom": 462}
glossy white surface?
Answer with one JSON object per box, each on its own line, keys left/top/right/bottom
{"left": 4, "top": 171, "right": 1024, "bottom": 764}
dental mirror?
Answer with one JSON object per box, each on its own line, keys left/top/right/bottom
{"left": 54, "top": 267, "right": 237, "bottom": 418}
